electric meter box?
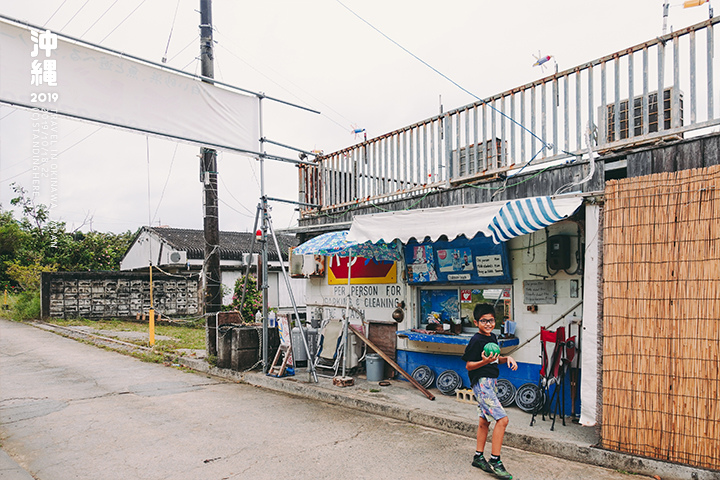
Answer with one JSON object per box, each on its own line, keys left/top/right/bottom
{"left": 547, "top": 235, "right": 571, "bottom": 271}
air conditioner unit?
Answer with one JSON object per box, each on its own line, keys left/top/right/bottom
{"left": 454, "top": 138, "right": 509, "bottom": 177}
{"left": 288, "top": 247, "right": 325, "bottom": 278}
{"left": 289, "top": 248, "right": 304, "bottom": 277}
{"left": 243, "top": 253, "right": 259, "bottom": 266}
{"left": 164, "top": 250, "right": 187, "bottom": 265}
{"left": 600, "top": 87, "right": 683, "bottom": 144}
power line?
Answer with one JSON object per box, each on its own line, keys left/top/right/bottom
{"left": 99, "top": 0, "right": 148, "bottom": 44}
{"left": 218, "top": 174, "right": 254, "bottom": 216}
{"left": 146, "top": 136, "right": 152, "bottom": 228}
{"left": 214, "top": 40, "right": 350, "bottom": 134}
{"left": 79, "top": 0, "right": 121, "bottom": 38}
{"left": 162, "top": 0, "right": 181, "bottom": 63}
{"left": 151, "top": 142, "right": 179, "bottom": 226}
{"left": 334, "top": 0, "right": 550, "bottom": 152}
{"left": 43, "top": 0, "right": 69, "bottom": 27}
{"left": 168, "top": 35, "right": 198, "bottom": 64}
{"left": 0, "top": 126, "right": 103, "bottom": 184}
{"left": 0, "top": 109, "right": 16, "bottom": 121}
{"left": 218, "top": 196, "right": 254, "bottom": 219}
{"left": 59, "top": 0, "right": 90, "bottom": 32}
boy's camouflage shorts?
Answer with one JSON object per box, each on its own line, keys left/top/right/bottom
{"left": 472, "top": 377, "right": 508, "bottom": 421}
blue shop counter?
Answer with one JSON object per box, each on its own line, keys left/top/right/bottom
{"left": 397, "top": 329, "right": 519, "bottom": 348}
{"left": 396, "top": 329, "right": 524, "bottom": 386}
{"left": 395, "top": 330, "right": 579, "bottom": 414}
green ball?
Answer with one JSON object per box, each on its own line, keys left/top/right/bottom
{"left": 484, "top": 343, "right": 500, "bottom": 357}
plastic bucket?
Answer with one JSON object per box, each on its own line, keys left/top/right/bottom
{"left": 366, "top": 353, "right": 385, "bottom": 382}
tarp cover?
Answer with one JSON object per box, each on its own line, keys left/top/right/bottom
{"left": 0, "top": 19, "right": 259, "bottom": 153}
{"left": 348, "top": 196, "right": 582, "bottom": 244}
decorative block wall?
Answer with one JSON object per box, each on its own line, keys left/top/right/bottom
{"left": 41, "top": 271, "right": 201, "bottom": 319}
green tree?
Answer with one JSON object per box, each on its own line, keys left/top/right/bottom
{"left": 2, "top": 184, "right": 136, "bottom": 291}
{"left": 0, "top": 210, "right": 28, "bottom": 290}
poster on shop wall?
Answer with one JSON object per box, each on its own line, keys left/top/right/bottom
{"left": 327, "top": 256, "right": 397, "bottom": 285}
{"left": 404, "top": 234, "right": 511, "bottom": 284}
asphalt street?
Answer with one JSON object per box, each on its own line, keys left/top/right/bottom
{"left": 0, "top": 319, "right": 643, "bottom": 480}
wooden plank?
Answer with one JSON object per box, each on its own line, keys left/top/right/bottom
{"left": 350, "top": 325, "right": 435, "bottom": 401}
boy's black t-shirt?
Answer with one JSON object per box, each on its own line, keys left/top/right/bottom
{"left": 462, "top": 332, "right": 500, "bottom": 387}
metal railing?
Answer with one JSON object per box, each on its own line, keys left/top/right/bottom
{"left": 300, "top": 17, "right": 720, "bottom": 216}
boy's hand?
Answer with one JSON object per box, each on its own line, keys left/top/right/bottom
{"left": 481, "top": 351, "right": 499, "bottom": 364}
{"left": 506, "top": 355, "right": 518, "bottom": 371}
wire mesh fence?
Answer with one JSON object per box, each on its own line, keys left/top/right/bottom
{"left": 602, "top": 164, "right": 720, "bottom": 470}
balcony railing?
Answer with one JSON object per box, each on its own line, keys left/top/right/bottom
{"left": 299, "top": 17, "right": 720, "bottom": 216}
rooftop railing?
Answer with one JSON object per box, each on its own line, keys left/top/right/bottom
{"left": 299, "top": 17, "right": 720, "bottom": 216}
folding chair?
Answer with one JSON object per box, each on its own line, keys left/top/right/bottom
{"left": 313, "top": 319, "right": 345, "bottom": 377}
{"left": 530, "top": 326, "right": 568, "bottom": 430}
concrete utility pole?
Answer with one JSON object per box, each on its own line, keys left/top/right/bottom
{"left": 200, "top": 0, "right": 221, "bottom": 358}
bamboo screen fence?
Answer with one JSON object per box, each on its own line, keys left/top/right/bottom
{"left": 602, "top": 164, "right": 720, "bottom": 470}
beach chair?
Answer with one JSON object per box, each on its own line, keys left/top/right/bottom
{"left": 313, "top": 319, "right": 345, "bottom": 377}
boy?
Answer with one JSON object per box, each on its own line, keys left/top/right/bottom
{"left": 462, "top": 303, "right": 518, "bottom": 479}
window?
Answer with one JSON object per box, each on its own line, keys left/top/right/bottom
{"left": 418, "top": 285, "right": 511, "bottom": 333}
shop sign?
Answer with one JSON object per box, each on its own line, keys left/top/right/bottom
{"left": 327, "top": 256, "right": 397, "bottom": 285}
{"left": 404, "top": 235, "right": 511, "bottom": 285}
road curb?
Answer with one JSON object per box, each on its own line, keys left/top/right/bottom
{"left": 31, "top": 321, "right": 718, "bottom": 480}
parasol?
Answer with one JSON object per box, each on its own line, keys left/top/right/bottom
{"left": 293, "top": 230, "right": 400, "bottom": 260}
{"left": 294, "top": 230, "right": 401, "bottom": 377}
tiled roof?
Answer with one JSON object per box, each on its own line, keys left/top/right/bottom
{"left": 148, "top": 227, "right": 297, "bottom": 261}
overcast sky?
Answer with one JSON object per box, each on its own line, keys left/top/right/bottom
{"left": 0, "top": 0, "right": 714, "bottom": 234}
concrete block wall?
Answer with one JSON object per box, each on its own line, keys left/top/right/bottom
{"left": 41, "top": 271, "right": 201, "bottom": 319}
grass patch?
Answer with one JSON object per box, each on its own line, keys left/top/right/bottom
{"left": 48, "top": 317, "right": 206, "bottom": 352}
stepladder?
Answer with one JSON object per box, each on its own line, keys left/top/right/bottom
{"left": 268, "top": 344, "right": 291, "bottom": 377}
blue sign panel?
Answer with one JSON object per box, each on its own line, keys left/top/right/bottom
{"left": 405, "top": 235, "right": 511, "bottom": 284}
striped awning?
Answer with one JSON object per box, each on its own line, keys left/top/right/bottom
{"left": 347, "top": 195, "right": 582, "bottom": 245}
{"left": 488, "top": 196, "right": 582, "bottom": 244}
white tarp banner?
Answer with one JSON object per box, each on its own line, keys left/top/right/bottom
{"left": 0, "top": 19, "right": 259, "bottom": 153}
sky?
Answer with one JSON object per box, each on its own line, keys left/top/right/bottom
{"left": 0, "top": 0, "right": 715, "bottom": 235}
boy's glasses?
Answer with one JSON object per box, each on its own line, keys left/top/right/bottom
{"left": 478, "top": 319, "right": 495, "bottom": 324}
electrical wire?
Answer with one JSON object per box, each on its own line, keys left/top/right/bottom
{"left": 215, "top": 41, "right": 351, "bottom": 134}
{"left": 0, "top": 121, "right": 86, "bottom": 172}
{"left": 99, "top": 0, "right": 148, "bottom": 44}
{"left": 334, "top": 0, "right": 551, "bottom": 153}
{"left": 168, "top": 36, "right": 198, "bottom": 64}
{"left": 146, "top": 136, "right": 152, "bottom": 227}
{"left": 1, "top": 125, "right": 103, "bottom": 184}
{"left": 150, "top": 142, "right": 179, "bottom": 225}
{"left": 0, "top": 109, "right": 16, "bottom": 121}
{"left": 43, "top": 0, "right": 69, "bottom": 27}
{"left": 218, "top": 173, "right": 254, "bottom": 215}
{"left": 79, "top": 0, "right": 121, "bottom": 38}
{"left": 182, "top": 55, "right": 199, "bottom": 72}
{"left": 162, "top": 0, "right": 181, "bottom": 62}
{"left": 59, "top": 0, "right": 90, "bottom": 32}
{"left": 218, "top": 197, "right": 254, "bottom": 218}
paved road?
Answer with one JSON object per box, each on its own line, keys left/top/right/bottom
{"left": 0, "top": 319, "right": 641, "bottom": 480}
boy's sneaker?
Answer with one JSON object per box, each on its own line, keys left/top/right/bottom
{"left": 489, "top": 458, "right": 513, "bottom": 479}
{"left": 471, "top": 454, "right": 494, "bottom": 473}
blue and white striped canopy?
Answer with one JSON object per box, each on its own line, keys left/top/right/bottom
{"left": 348, "top": 196, "right": 582, "bottom": 245}
{"left": 488, "top": 196, "right": 580, "bottom": 244}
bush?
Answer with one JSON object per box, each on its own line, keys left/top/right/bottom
{"left": 225, "top": 275, "right": 263, "bottom": 322}
{"left": 12, "top": 289, "right": 40, "bottom": 321}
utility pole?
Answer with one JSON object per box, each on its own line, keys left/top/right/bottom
{"left": 200, "top": 0, "right": 221, "bottom": 358}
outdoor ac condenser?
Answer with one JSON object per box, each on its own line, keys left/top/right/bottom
{"left": 164, "top": 250, "right": 187, "bottom": 266}
{"left": 599, "top": 87, "right": 683, "bottom": 144}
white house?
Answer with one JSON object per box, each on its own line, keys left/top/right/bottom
{"left": 120, "top": 226, "right": 306, "bottom": 314}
